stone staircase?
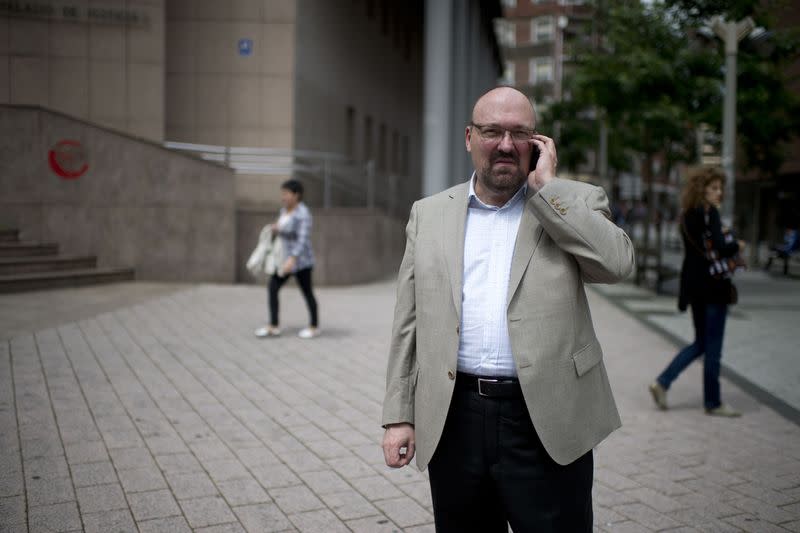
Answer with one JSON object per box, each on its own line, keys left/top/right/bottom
{"left": 0, "top": 229, "right": 134, "bottom": 293}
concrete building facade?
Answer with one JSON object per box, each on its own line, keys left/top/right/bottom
{"left": 0, "top": 0, "right": 166, "bottom": 141}
{"left": 293, "top": 0, "right": 425, "bottom": 208}
{"left": 161, "top": 0, "right": 426, "bottom": 210}
{"left": 164, "top": 0, "right": 297, "bottom": 206}
{"left": 2, "top": 0, "right": 503, "bottom": 285}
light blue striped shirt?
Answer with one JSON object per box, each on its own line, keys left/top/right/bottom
{"left": 457, "top": 175, "right": 526, "bottom": 378}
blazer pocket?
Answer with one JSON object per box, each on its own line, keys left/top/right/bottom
{"left": 572, "top": 342, "right": 603, "bottom": 377}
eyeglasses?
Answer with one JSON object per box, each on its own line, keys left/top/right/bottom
{"left": 469, "top": 122, "right": 536, "bottom": 143}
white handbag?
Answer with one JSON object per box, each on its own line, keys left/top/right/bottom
{"left": 246, "top": 226, "right": 281, "bottom": 278}
{"left": 265, "top": 237, "right": 282, "bottom": 276}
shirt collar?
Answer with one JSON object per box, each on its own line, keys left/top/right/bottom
{"left": 467, "top": 172, "right": 528, "bottom": 211}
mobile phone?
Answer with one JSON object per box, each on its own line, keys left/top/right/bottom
{"left": 530, "top": 143, "right": 540, "bottom": 171}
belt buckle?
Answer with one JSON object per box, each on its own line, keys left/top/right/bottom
{"left": 477, "top": 378, "right": 499, "bottom": 397}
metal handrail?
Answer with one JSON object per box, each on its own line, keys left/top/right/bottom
{"left": 163, "top": 141, "right": 405, "bottom": 213}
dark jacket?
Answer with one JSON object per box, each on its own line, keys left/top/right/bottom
{"left": 678, "top": 206, "right": 740, "bottom": 311}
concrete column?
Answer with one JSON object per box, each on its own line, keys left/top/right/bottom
{"left": 422, "top": 0, "right": 501, "bottom": 195}
{"left": 422, "top": 0, "right": 453, "bottom": 196}
{"left": 450, "top": 0, "right": 469, "bottom": 184}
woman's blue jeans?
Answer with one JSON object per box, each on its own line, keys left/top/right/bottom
{"left": 656, "top": 302, "right": 728, "bottom": 409}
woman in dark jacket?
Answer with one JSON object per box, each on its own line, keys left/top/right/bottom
{"left": 649, "top": 167, "right": 744, "bottom": 417}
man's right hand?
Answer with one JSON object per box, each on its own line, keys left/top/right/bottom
{"left": 382, "top": 423, "right": 415, "bottom": 468}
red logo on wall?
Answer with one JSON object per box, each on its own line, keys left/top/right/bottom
{"left": 49, "top": 140, "right": 89, "bottom": 179}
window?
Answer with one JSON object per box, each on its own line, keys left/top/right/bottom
{"left": 531, "top": 16, "right": 554, "bottom": 43}
{"left": 345, "top": 106, "right": 356, "bottom": 160}
{"left": 401, "top": 135, "right": 409, "bottom": 175}
{"left": 392, "top": 130, "right": 400, "bottom": 173}
{"left": 528, "top": 58, "right": 554, "bottom": 84}
{"left": 364, "top": 115, "right": 373, "bottom": 162}
{"left": 378, "top": 123, "right": 387, "bottom": 171}
{"left": 494, "top": 19, "right": 516, "bottom": 47}
{"left": 403, "top": 19, "right": 412, "bottom": 60}
{"left": 502, "top": 61, "right": 516, "bottom": 85}
{"left": 501, "top": 0, "right": 516, "bottom": 7}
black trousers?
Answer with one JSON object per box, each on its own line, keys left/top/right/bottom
{"left": 428, "top": 385, "right": 593, "bottom": 533}
{"left": 268, "top": 267, "right": 318, "bottom": 327}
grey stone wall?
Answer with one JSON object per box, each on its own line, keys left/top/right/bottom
{"left": 0, "top": 105, "right": 237, "bottom": 282}
{"left": 237, "top": 207, "right": 407, "bottom": 286}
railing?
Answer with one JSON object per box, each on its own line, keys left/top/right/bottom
{"left": 164, "top": 142, "right": 408, "bottom": 214}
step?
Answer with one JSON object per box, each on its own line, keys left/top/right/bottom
{"left": 0, "top": 229, "right": 19, "bottom": 243}
{"left": 0, "top": 268, "right": 135, "bottom": 293}
{"left": 0, "top": 242, "right": 58, "bottom": 258}
{"left": 0, "top": 255, "right": 97, "bottom": 275}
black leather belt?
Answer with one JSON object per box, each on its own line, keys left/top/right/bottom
{"left": 456, "top": 372, "right": 523, "bottom": 399}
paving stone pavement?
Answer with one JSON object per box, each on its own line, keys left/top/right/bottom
{"left": 1, "top": 280, "right": 799, "bottom": 532}
{"left": 594, "top": 257, "right": 800, "bottom": 422}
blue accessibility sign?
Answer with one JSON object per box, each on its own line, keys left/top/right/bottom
{"left": 238, "top": 38, "right": 253, "bottom": 56}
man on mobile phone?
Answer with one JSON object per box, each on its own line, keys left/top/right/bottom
{"left": 382, "top": 86, "right": 635, "bottom": 532}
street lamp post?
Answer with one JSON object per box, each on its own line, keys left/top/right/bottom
{"left": 554, "top": 15, "right": 569, "bottom": 103}
{"left": 553, "top": 15, "right": 569, "bottom": 143}
{"left": 711, "top": 16, "right": 755, "bottom": 226}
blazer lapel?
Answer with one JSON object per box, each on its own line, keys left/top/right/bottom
{"left": 444, "top": 182, "right": 469, "bottom": 321}
{"left": 507, "top": 188, "right": 544, "bottom": 305}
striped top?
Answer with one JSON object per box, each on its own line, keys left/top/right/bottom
{"left": 277, "top": 202, "right": 315, "bottom": 272}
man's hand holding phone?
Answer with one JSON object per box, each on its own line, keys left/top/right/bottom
{"left": 527, "top": 134, "right": 558, "bottom": 193}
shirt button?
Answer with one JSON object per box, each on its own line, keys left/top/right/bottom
{"left": 447, "top": 370, "right": 455, "bottom": 380}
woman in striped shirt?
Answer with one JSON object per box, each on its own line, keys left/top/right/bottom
{"left": 255, "top": 179, "right": 320, "bottom": 339}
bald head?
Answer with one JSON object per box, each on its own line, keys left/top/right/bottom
{"left": 471, "top": 86, "right": 536, "bottom": 129}
{"left": 465, "top": 86, "right": 539, "bottom": 206}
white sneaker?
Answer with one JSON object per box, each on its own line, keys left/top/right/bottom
{"left": 648, "top": 382, "right": 668, "bottom": 410}
{"left": 298, "top": 327, "right": 320, "bottom": 339}
{"left": 705, "top": 404, "right": 742, "bottom": 417}
{"left": 255, "top": 326, "right": 281, "bottom": 338}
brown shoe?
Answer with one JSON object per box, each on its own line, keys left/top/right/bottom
{"left": 705, "top": 404, "right": 742, "bottom": 417}
{"left": 648, "top": 382, "right": 668, "bottom": 410}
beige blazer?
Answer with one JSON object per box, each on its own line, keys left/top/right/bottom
{"left": 382, "top": 177, "right": 635, "bottom": 469}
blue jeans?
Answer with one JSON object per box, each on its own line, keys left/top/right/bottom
{"left": 656, "top": 302, "right": 728, "bottom": 409}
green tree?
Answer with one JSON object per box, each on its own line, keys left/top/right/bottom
{"left": 549, "top": 0, "right": 800, "bottom": 281}
{"left": 548, "top": 0, "right": 723, "bottom": 283}
{"left": 549, "top": 1, "right": 722, "bottom": 180}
